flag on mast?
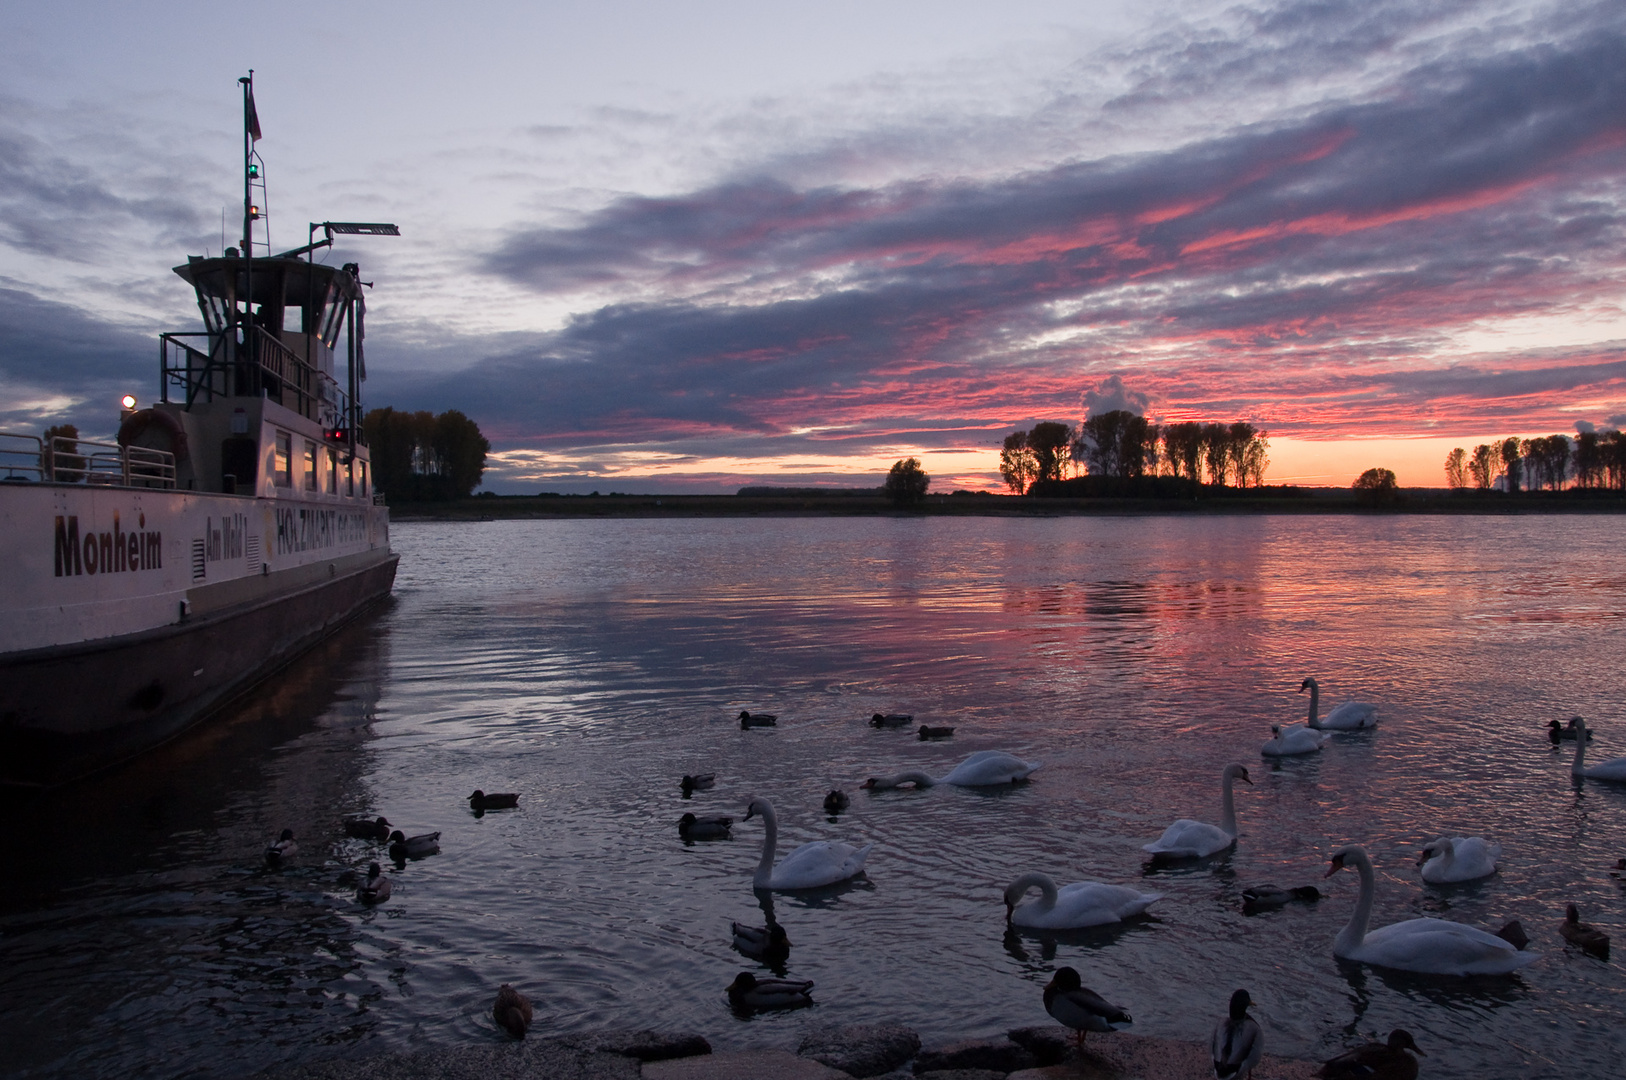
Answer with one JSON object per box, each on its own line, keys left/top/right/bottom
{"left": 246, "top": 84, "right": 262, "bottom": 142}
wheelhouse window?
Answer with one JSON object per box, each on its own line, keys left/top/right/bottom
{"left": 274, "top": 431, "right": 292, "bottom": 487}
{"left": 304, "top": 441, "right": 318, "bottom": 490}
{"left": 359, "top": 461, "right": 368, "bottom": 498}
{"left": 345, "top": 458, "right": 355, "bottom": 497}
{"left": 326, "top": 448, "right": 338, "bottom": 494}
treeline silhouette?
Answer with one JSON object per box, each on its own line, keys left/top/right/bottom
{"left": 1444, "top": 431, "right": 1626, "bottom": 492}
{"left": 364, "top": 407, "right": 490, "bottom": 501}
{"left": 1000, "top": 412, "right": 1270, "bottom": 494}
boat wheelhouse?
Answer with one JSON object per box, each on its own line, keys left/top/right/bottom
{"left": 0, "top": 75, "right": 399, "bottom": 788}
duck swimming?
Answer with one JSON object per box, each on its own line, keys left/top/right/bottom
{"left": 861, "top": 750, "right": 1040, "bottom": 789}
{"left": 1560, "top": 903, "right": 1610, "bottom": 958}
{"left": 823, "top": 789, "right": 850, "bottom": 813}
{"left": 731, "top": 921, "right": 791, "bottom": 962}
{"left": 678, "top": 812, "right": 732, "bottom": 840}
{"left": 917, "top": 725, "right": 955, "bottom": 740}
{"left": 1549, "top": 717, "right": 1592, "bottom": 743}
{"left": 1316, "top": 1030, "right": 1424, "bottom": 1080}
{"left": 343, "top": 816, "right": 392, "bottom": 841}
{"left": 468, "top": 790, "right": 519, "bottom": 811}
{"left": 356, "top": 862, "right": 392, "bottom": 904}
{"left": 870, "top": 712, "right": 914, "bottom": 727}
{"left": 388, "top": 830, "right": 441, "bottom": 859}
{"left": 739, "top": 711, "right": 777, "bottom": 728}
{"left": 680, "top": 773, "right": 716, "bottom": 795}
{"left": 493, "top": 984, "right": 533, "bottom": 1039}
{"left": 1241, "top": 884, "right": 1320, "bottom": 914}
{"left": 727, "top": 972, "right": 813, "bottom": 1009}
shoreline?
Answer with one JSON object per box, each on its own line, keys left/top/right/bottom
{"left": 391, "top": 487, "right": 1626, "bottom": 521}
{"left": 256, "top": 1025, "right": 1323, "bottom": 1080}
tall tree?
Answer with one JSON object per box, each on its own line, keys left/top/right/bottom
{"left": 1573, "top": 431, "right": 1601, "bottom": 488}
{"left": 42, "top": 423, "right": 84, "bottom": 481}
{"left": 999, "top": 430, "right": 1035, "bottom": 494}
{"left": 1161, "top": 421, "right": 1204, "bottom": 480}
{"left": 1444, "top": 448, "right": 1467, "bottom": 489}
{"left": 1468, "top": 444, "right": 1496, "bottom": 489}
{"left": 365, "top": 406, "right": 490, "bottom": 500}
{"left": 883, "top": 457, "right": 930, "bottom": 505}
{"left": 1201, "top": 423, "right": 1232, "bottom": 486}
{"left": 1027, "top": 422, "right": 1074, "bottom": 484}
{"left": 1499, "top": 436, "right": 1523, "bottom": 493}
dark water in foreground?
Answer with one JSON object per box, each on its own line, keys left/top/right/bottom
{"left": 3, "top": 515, "right": 1624, "bottom": 1078}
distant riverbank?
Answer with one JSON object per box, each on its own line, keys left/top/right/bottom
{"left": 390, "top": 485, "right": 1626, "bottom": 520}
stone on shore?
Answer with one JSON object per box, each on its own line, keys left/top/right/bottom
{"left": 255, "top": 1040, "right": 640, "bottom": 1080}
{"left": 644, "top": 1048, "right": 852, "bottom": 1080}
{"left": 797, "top": 1022, "right": 922, "bottom": 1077}
{"left": 913, "top": 1038, "right": 1038, "bottom": 1075}
{"left": 1005, "top": 1030, "right": 1319, "bottom": 1080}
{"left": 1004, "top": 1027, "right": 1070, "bottom": 1066}
{"left": 560, "top": 1030, "right": 713, "bottom": 1062}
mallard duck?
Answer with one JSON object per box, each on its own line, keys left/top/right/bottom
{"left": 726, "top": 971, "right": 812, "bottom": 1009}
{"left": 917, "top": 725, "right": 955, "bottom": 740}
{"left": 1549, "top": 717, "right": 1593, "bottom": 743}
{"left": 823, "top": 789, "right": 850, "bottom": 813}
{"left": 678, "top": 812, "right": 732, "bottom": 840}
{"left": 1316, "top": 1030, "right": 1424, "bottom": 1080}
{"left": 731, "top": 921, "right": 791, "bottom": 961}
{"left": 356, "top": 862, "right": 392, "bottom": 904}
{"left": 1211, "top": 989, "right": 1263, "bottom": 1080}
{"left": 1560, "top": 904, "right": 1610, "bottom": 957}
{"left": 468, "top": 790, "right": 519, "bottom": 811}
{"left": 493, "top": 984, "right": 533, "bottom": 1039}
{"left": 739, "top": 711, "right": 777, "bottom": 728}
{"left": 265, "top": 829, "right": 297, "bottom": 865}
{"left": 1043, "top": 966, "right": 1131, "bottom": 1049}
{"left": 680, "top": 773, "right": 716, "bottom": 794}
{"left": 1241, "top": 884, "right": 1321, "bottom": 914}
{"left": 343, "top": 816, "right": 392, "bottom": 841}
{"left": 870, "top": 712, "right": 914, "bottom": 727}
{"left": 388, "top": 830, "right": 440, "bottom": 859}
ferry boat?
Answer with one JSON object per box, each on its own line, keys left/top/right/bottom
{"left": 0, "top": 75, "right": 399, "bottom": 789}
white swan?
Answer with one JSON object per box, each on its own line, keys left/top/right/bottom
{"left": 1417, "top": 836, "right": 1500, "bottom": 883}
{"left": 1300, "top": 677, "right": 1377, "bottom": 730}
{"left": 1004, "top": 872, "right": 1163, "bottom": 929}
{"left": 1261, "top": 723, "right": 1329, "bottom": 757}
{"left": 1325, "top": 845, "right": 1537, "bottom": 975}
{"left": 744, "top": 797, "right": 872, "bottom": 890}
{"left": 860, "top": 750, "right": 1040, "bottom": 789}
{"left": 1571, "top": 718, "right": 1626, "bottom": 781}
{"left": 1143, "top": 764, "right": 1252, "bottom": 858}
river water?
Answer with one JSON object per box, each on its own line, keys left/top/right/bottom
{"left": 2, "top": 514, "right": 1624, "bottom": 1078}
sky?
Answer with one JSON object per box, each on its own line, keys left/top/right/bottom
{"left": 2, "top": 0, "right": 1623, "bottom": 492}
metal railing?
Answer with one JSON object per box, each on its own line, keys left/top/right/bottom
{"left": 161, "top": 326, "right": 351, "bottom": 430}
{"left": 0, "top": 432, "right": 176, "bottom": 488}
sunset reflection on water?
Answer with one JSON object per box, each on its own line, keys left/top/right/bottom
{"left": 3, "top": 514, "right": 1623, "bottom": 1078}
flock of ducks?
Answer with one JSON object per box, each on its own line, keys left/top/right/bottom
{"left": 257, "top": 682, "right": 1621, "bottom": 1062}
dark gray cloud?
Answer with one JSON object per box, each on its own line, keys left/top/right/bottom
{"left": 0, "top": 283, "right": 150, "bottom": 432}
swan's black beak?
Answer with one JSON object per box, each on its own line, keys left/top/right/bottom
{"left": 1324, "top": 854, "right": 1347, "bottom": 878}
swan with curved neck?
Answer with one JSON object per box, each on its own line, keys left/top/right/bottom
{"left": 1300, "top": 678, "right": 1377, "bottom": 730}
{"left": 1571, "top": 718, "right": 1626, "bottom": 781}
{"left": 1261, "top": 723, "right": 1328, "bottom": 757}
{"left": 861, "top": 750, "right": 1039, "bottom": 790}
{"left": 1417, "top": 836, "right": 1500, "bottom": 883}
{"left": 745, "top": 797, "right": 871, "bottom": 890}
{"left": 1142, "top": 764, "right": 1251, "bottom": 858}
{"left": 1325, "top": 845, "right": 1537, "bottom": 974}
{"left": 1003, "top": 872, "right": 1163, "bottom": 929}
